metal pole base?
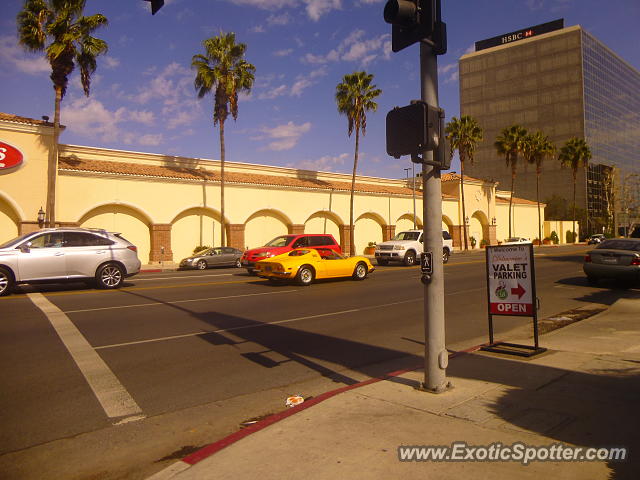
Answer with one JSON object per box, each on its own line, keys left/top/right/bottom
{"left": 416, "top": 380, "right": 454, "bottom": 394}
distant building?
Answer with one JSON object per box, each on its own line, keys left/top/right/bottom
{"left": 460, "top": 20, "right": 640, "bottom": 236}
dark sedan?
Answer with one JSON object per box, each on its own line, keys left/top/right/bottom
{"left": 179, "top": 247, "right": 243, "bottom": 270}
{"left": 583, "top": 239, "right": 640, "bottom": 285}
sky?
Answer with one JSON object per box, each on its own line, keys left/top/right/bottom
{"left": 1, "top": 0, "right": 639, "bottom": 180}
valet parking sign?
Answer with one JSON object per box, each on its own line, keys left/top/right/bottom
{"left": 487, "top": 244, "right": 535, "bottom": 316}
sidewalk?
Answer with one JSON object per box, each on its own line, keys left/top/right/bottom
{"left": 149, "top": 293, "right": 640, "bottom": 479}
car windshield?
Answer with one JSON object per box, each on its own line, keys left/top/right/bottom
{"left": 393, "top": 232, "right": 420, "bottom": 241}
{"left": 596, "top": 240, "right": 640, "bottom": 251}
{"left": 265, "top": 235, "right": 295, "bottom": 247}
{"left": 0, "top": 233, "right": 32, "bottom": 249}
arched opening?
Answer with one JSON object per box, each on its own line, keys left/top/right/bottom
{"left": 304, "top": 211, "right": 342, "bottom": 242}
{"left": 79, "top": 204, "right": 152, "bottom": 263}
{"left": 442, "top": 215, "right": 454, "bottom": 234}
{"left": 0, "top": 195, "right": 21, "bottom": 243}
{"left": 354, "top": 212, "right": 385, "bottom": 255}
{"left": 172, "top": 207, "right": 222, "bottom": 262}
{"left": 244, "top": 209, "right": 292, "bottom": 249}
{"left": 470, "top": 210, "right": 489, "bottom": 247}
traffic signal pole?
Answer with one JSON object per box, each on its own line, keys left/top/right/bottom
{"left": 420, "top": 42, "right": 450, "bottom": 393}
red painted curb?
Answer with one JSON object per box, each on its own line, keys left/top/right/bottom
{"left": 182, "top": 343, "right": 489, "bottom": 466}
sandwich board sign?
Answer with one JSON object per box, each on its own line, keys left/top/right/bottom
{"left": 482, "top": 244, "right": 546, "bottom": 357}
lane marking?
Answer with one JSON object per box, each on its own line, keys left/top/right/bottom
{"left": 64, "top": 289, "right": 298, "bottom": 314}
{"left": 94, "top": 298, "right": 420, "bottom": 350}
{"left": 27, "top": 292, "right": 143, "bottom": 420}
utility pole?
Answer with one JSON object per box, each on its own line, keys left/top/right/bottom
{"left": 419, "top": 41, "right": 448, "bottom": 393}
{"left": 384, "top": 0, "right": 450, "bottom": 393}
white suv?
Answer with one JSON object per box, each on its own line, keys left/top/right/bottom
{"left": 374, "top": 229, "right": 453, "bottom": 266}
{"left": 0, "top": 228, "right": 141, "bottom": 296}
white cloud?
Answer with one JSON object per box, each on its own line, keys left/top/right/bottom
{"left": 60, "top": 97, "right": 164, "bottom": 146}
{"left": 228, "top": 0, "right": 341, "bottom": 20}
{"left": 267, "top": 12, "right": 292, "bottom": 26}
{"left": 294, "top": 153, "right": 349, "bottom": 172}
{"left": 0, "top": 35, "right": 50, "bottom": 75}
{"left": 257, "top": 68, "right": 327, "bottom": 99}
{"left": 253, "top": 121, "right": 312, "bottom": 151}
{"left": 273, "top": 48, "right": 294, "bottom": 57}
{"left": 302, "top": 30, "right": 391, "bottom": 66}
{"left": 438, "top": 62, "right": 459, "bottom": 84}
{"left": 103, "top": 56, "right": 120, "bottom": 69}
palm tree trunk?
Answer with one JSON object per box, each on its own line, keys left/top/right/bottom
{"left": 219, "top": 120, "right": 226, "bottom": 247}
{"left": 460, "top": 161, "right": 468, "bottom": 250}
{"left": 536, "top": 169, "right": 542, "bottom": 247}
{"left": 349, "top": 125, "right": 360, "bottom": 256}
{"left": 509, "top": 165, "right": 515, "bottom": 238}
{"left": 48, "top": 86, "right": 62, "bottom": 228}
{"left": 572, "top": 170, "right": 577, "bottom": 243}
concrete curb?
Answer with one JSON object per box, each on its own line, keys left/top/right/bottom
{"left": 147, "top": 343, "right": 490, "bottom": 479}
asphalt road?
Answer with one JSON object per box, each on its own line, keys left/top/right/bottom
{"left": 1, "top": 245, "right": 634, "bottom": 479}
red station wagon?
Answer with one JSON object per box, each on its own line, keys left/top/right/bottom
{"left": 241, "top": 234, "right": 342, "bottom": 274}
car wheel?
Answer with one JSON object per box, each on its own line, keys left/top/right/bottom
{"left": 403, "top": 251, "right": 416, "bottom": 266}
{"left": 235, "top": 259, "right": 242, "bottom": 268}
{"left": 442, "top": 248, "right": 450, "bottom": 264}
{"left": 376, "top": 258, "right": 389, "bottom": 266}
{"left": 96, "top": 263, "right": 124, "bottom": 289}
{"left": 296, "top": 266, "right": 314, "bottom": 286}
{"left": 196, "top": 260, "right": 207, "bottom": 270}
{"left": 353, "top": 262, "right": 368, "bottom": 280}
{"left": 0, "top": 267, "right": 14, "bottom": 297}
{"left": 586, "top": 276, "right": 598, "bottom": 286}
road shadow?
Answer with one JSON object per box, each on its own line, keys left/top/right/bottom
{"left": 447, "top": 352, "right": 639, "bottom": 479}
{"left": 117, "top": 288, "right": 639, "bottom": 478}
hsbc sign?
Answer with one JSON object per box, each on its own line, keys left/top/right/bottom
{"left": 0, "top": 141, "right": 24, "bottom": 171}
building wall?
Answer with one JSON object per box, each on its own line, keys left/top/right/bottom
{"left": 460, "top": 26, "right": 587, "bottom": 209}
{"left": 1, "top": 117, "right": 549, "bottom": 262}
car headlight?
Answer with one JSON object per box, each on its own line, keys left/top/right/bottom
{"left": 184, "top": 258, "right": 194, "bottom": 263}
{"left": 394, "top": 245, "right": 406, "bottom": 250}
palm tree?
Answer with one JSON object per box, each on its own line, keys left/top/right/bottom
{"left": 494, "top": 125, "right": 528, "bottom": 237}
{"left": 17, "top": 0, "right": 108, "bottom": 227}
{"left": 559, "top": 137, "right": 592, "bottom": 243}
{"left": 335, "top": 71, "right": 381, "bottom": 256}
{"left": 445, "top": 116, "right": 483, "bottom": 250}
{"left": 192, "top": 32, "right": 255, "bottom": 247}
{"left": 522, "top": 131, "right": 556, "bottom": 246}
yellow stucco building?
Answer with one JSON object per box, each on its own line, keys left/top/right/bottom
{"left": 1, "top": 112, "right": 569, "bottom": 264}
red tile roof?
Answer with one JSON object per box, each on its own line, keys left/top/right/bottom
{"left": 0, "top": 112, "right": 58, "bottom": 128}
{"left": 59, "top": 156, "right": 460, "bottom": 199}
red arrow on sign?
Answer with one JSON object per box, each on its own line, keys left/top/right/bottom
{"left": 511, "top": 283, "right": 526, "bottom": 299}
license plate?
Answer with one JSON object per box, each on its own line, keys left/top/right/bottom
{"left": 601, "top": 257, "right": 618, "bottom": 264}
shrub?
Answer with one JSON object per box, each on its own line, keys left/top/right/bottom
{"left": 565, "top": 231, "right": 577, "bottom": 243}
{"left": 470, "top": 236, "right": 477, "bottom": 248}
{"left": 193, "top": 245, "right": 211, "bottom": 254}
{"left": 367, "top": 241, "right": 376, "bottom": 247}
{"left": 550, "top": 231, "right": 559, "bottom": 244}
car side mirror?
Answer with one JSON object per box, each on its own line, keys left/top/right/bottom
{"left": 19, "top": 242, "right": 32, "bottom": 253}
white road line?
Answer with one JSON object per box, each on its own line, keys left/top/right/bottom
{"left": 95, "top": 298, "right": 420, "bottom": 350}
{"left": 65, "top": 290, "right": 299, "bottom": 314}
{"left": 28, "top": 292, "right": 143, "bottom": 420}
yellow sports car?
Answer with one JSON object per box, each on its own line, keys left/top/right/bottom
{"left": 255, "top": 248, "right": 375, "bottom": 286}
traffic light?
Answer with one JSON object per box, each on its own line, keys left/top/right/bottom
{"left": 386, "top": 101, "right": 449, "bottom": 168}
{"left": 144, "top": 0, "right": 164, "bottom": 15}
{"left": 383, "top": 0, "right": 446, "bottom": 54}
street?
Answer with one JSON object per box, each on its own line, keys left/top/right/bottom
{"left": 0, "top": 245, "right": 636, "bottom": 479}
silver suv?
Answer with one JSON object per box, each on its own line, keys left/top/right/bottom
{"left": 0, "top": 228, "right": 141, "bottom": 296}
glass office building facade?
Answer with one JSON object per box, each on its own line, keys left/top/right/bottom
{"left": 460, "top": 24, "right": 640, "bottom": 236}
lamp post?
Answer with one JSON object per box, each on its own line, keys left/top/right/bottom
{"left": 37, "top": 207, "right": 45, "bottom": 228}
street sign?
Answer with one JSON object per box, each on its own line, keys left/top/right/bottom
{"left": 486, "top": 244, "right": 534, "bottom": 316}
{"left": 482, "top": 243, "right": 545, "bottom": 357}
{"left": 420, "top": 251, "right": 433, "bottom": 275}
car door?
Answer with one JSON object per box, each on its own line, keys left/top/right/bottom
{"left": 221, "top": 247, "right": 238, "bottom": 266}
{"left": 63, "top": 232, "right": 114, "bottom": 277}
{"left": 16, "top": 232, "right": 67, "bottom": 281}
